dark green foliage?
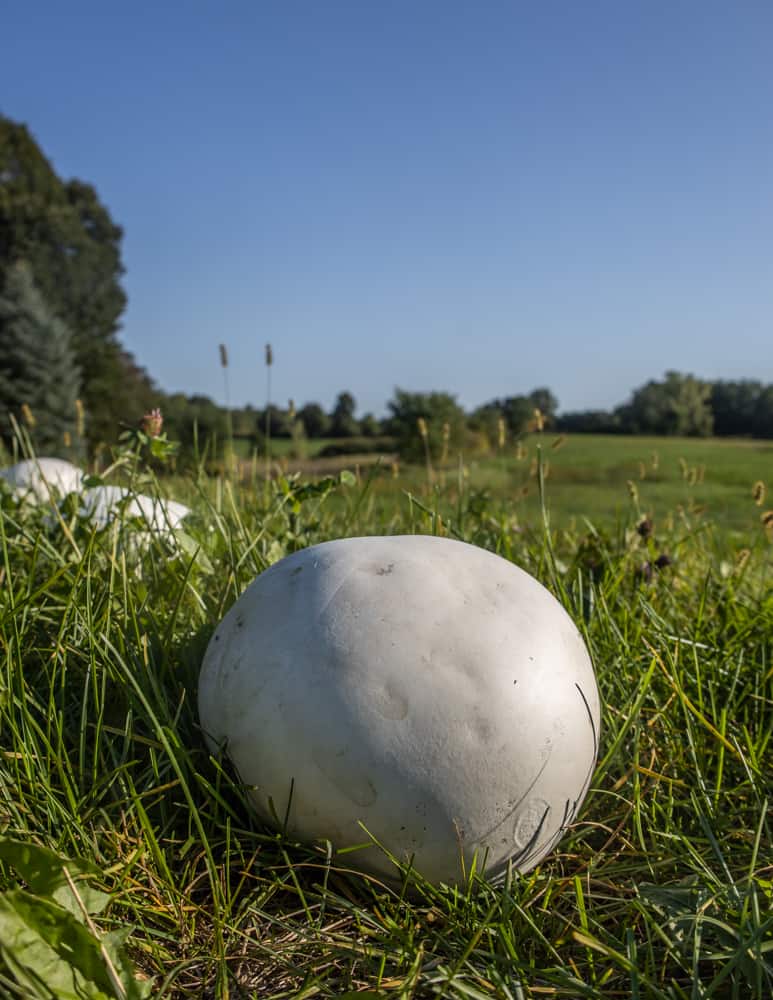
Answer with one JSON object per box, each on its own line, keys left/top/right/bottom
{"left": 471, "top": 389, "right": 559, "bottom": 447}
{"left": 386, "top": 387, "right": 467, "bottom": 462}
{"left": 262, "top": 403, "right": 293, "bottom": 438}
{"left": 299, "top": 401, "right": 331, "bottom": 438}
{"left": 711, "top": 380, "right": 763, "bottom": 436}
{"left": 0, "top": 261, "right": 81, "bottom": 454}
{"left": 359, "top": 411, "right": 383, "bottom": 437}
{"left": 556, "top": 408, "right": 624, "bottom": 434}
{"left": 162, "top": 392, "right": 231, "bottom": 461}
{"left": 615, "top": 370, "right": 714, "bottom": 437}
{"left": 329, "top": 390, "right": 360, "bottom": 437}
{"left": 561, "top": 371, "right": 743, "bottom": 437}
{"left": 711, "top": 379, "right": 773, "bottom": 438}
{"left": 755, "top": 385, "right": 773, "bottom": 438}
{"left": 526, "top": 386, "right": 559, "bottom": 422}
{"left": 0, "top": 115, "right": 154, "bottom": 449}
{"left": 230, "top": 403, "right": 261, "bottom": 440}
{"left": 316, "top": 435, "right": 395, "bottom": 457}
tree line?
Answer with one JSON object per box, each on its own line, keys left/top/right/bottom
{"left": 173, "top": 374, "right": 772, "bottom": 467}
{"left": 2, "top": 114, "right": 773, "bottom": 468}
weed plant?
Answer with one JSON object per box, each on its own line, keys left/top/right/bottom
{"left": 0, "top": 442, "right": 771, "bottom": 998}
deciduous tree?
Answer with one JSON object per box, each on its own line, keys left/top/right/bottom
{"left": 329, "top": 391, "right": 360, "bottom": 437}
{"left": 386, "top": 388, "right": 466, "bottom": 462}
{"left": 0, "top": 115, "right": 149, "bottom": 448}
{"left": 616, "top": 371, "right": 713, "bottom": 437}
{"left": 299, "top": 402, "right": 331, "bottom": 438}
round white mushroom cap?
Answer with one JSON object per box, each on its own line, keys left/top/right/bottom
{"left": 78, "top": 485, "right": 190, "bottom": 532}
{"left": 0, "top": 458, "right": 84, "bottom": 501}
{"left": 199, "top": 535, "right": 601, "bottom": 885}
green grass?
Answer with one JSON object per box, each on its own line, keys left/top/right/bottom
{"left": 0, "top": 440, "right": 771, "bottom": 998}
{"left": 490, "top": 434, "right": 773, "bottom": 534}
{"left": 229, "top": 437, "right": 340, "bottom": 460}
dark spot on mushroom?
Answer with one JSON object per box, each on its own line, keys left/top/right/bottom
{"left": 290, "top": 566, "right": 303, "bottom": 576}
{"left": 374, "top": 682, "right": 409, "bottom": 720}
{"left": 528, "top": 656, "right": 534, "bottom": 662}
{"left": 376, "top": 563, "right": 395, "bottom": 576}
{"left": 513, "top": 679, "right": 518, "bottom": 685}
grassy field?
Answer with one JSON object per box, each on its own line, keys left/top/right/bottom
{"left": 464, "top": 434, "right": 773, "bottom": 535}
{"left": 0, "top": 436, "right": 771, "bottom": 998}
{"left": 288, "top": 433, "right": 773, "bottom": 539}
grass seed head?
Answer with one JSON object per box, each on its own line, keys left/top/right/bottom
{"left": 75, "top": 398, "right": 85, "bottom": 437}
{"left": 734, "top": 547, "right": 751, "bottom": 574}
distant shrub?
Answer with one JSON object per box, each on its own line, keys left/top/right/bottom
{"left": 317, "top": 436, "right": 396, "bottom": 457}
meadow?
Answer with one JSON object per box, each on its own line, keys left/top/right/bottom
{"left": 0, "top": 432, "right": 771, "bottom": 998}
{"left": 278, "top": 432, "right": 773, "bottom": 537}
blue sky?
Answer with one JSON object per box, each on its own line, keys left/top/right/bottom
{"left": 2, "top": 2, "right": 772, "bottom": 416}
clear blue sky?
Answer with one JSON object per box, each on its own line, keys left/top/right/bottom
{"left": 3, "top": 2, "right": 772, "bottom": 417}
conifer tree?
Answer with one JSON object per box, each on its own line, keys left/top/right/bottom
{"left": 0, "top": 261, "right": 82, "bottom": 455}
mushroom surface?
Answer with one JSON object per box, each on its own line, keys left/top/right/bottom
{"left": 78, "top": 485, "right": 190, "bottom": 532}
{"left": 0, "top": 458, "right": 84, "bottom": 501}
{"left": 199, "top": 535, "right": 600, "bottom": 884}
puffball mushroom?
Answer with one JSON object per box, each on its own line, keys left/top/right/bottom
{"left": 199, "top": 535, "right": 600, "bottom": 884}
{"left": 0, "top": 458, "right": 84, "bottom": 501}
{"left": 78, "top": 485, "right": 190, "bottom": 532}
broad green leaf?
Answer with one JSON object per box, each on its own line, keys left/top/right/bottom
{"left": 0, "top": 891, "right": 113, "bottom": 998}
{"left": 0, "top": 838, "right": 108, "bottom": 919}
{"left": 0, "top": 838, "right": 100, "bottom": 897}
{"left": 102, "top": 930, "right": 153, "bottom": 1000}
{"left": 52, "top": 883, "right": 111, "bottom": 920}
{"left": 0, "top": 890, "right": 149, "bottom": 1000}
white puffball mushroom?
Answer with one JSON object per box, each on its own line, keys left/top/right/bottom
{"left": 0, "top": 458, "right": 84, "bottom": 501}
{"left": 78, "top": 485, "right": 190, "bottom": 533}
{"left": 198, "top": 535, "right": 600, "bottom": 884}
